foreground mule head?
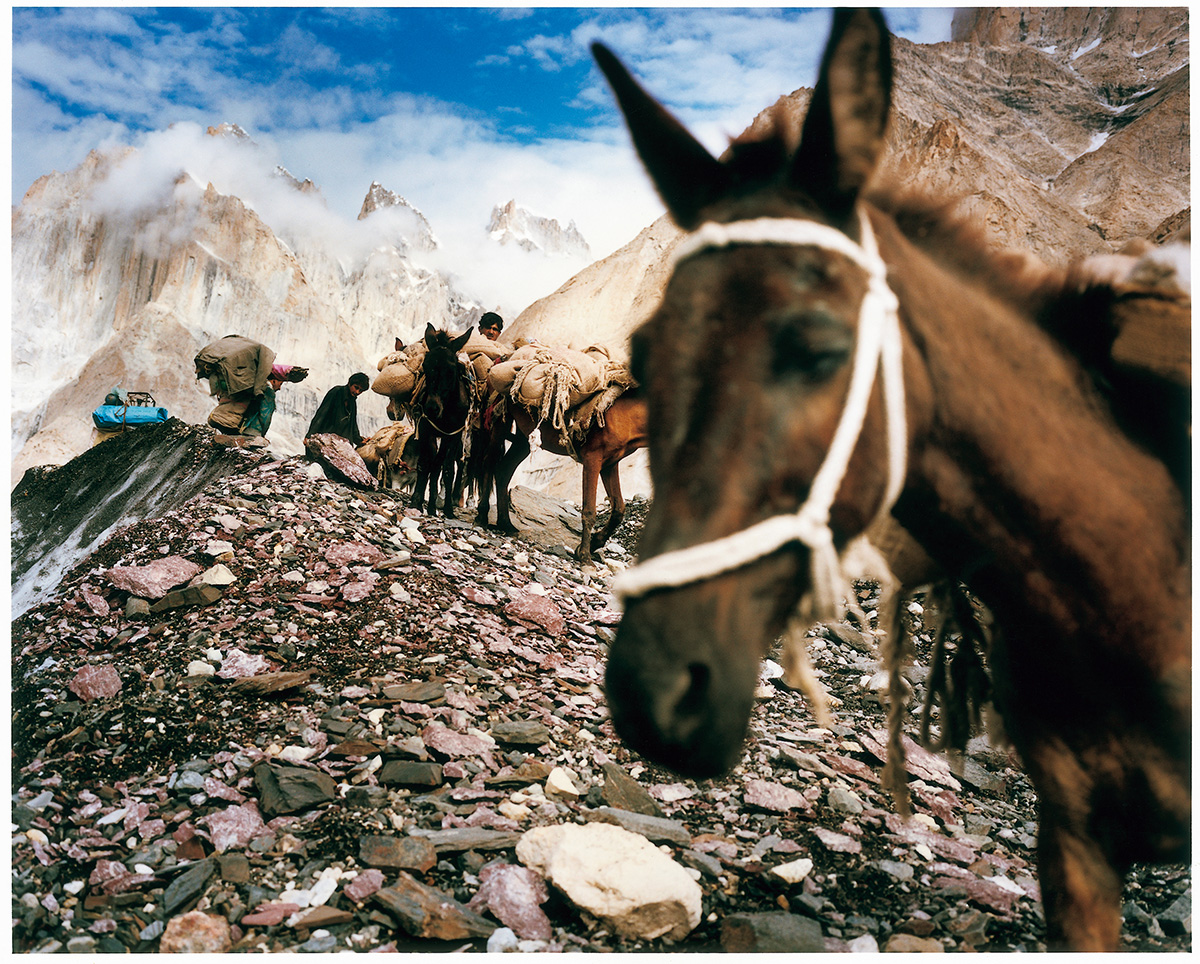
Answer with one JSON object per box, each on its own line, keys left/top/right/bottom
{"left": 597, "top": 9, "right": 1190, "bottom": 951}
{"left": 595, "top": 10, "right": 897, "bottom": 776}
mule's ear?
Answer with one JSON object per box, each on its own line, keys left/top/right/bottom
{"left": 593, "top": 42, "right": 730, "bottom": 230}
{"left": 791, "top": 8, "right": 891, "bottom": 218}
{"left": 450, "top": 328, "right": 473, "bottom": 353}
{"left": 424, "top": 322, "right": 437, "bottom": 348}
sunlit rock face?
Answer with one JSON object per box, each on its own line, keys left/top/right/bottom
{"left": 10, "top": 137, "right": 478, "bottom": 482}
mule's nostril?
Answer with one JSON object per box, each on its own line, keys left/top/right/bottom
{"left": 676, "top": 662, "right": 711, "bottom": 719}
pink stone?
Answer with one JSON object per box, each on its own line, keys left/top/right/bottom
{"left": 68, "top": 664, "right": 122, "bottom": 701}
{"left": 103, "top": 873, "right": 156, "bottom": 895}
{"left": 82, "top": 590, "right": 110, "bottom": 616}
{"left": 463, "top": 586, "right": 498, "bottom": 606}
{"left": 201, "top": 803, "right": 268, "bottom": 852}
{"left": 341, "top": 572, "right": 380, "bottom": 602}
{"left": 241, "top": 903, "right": 302, "bottom": 927}
{"left": 106, "top": 556, "right": 203, "bottom": 599}
{"left": 159, "top": 910, "right": 233, "bottom": 953}
{"left": 469, "top": 863, "right": 553, "bottom": 941}
{"left": 88, "top": 859, "right": 127, "bottom": 885}
{"left": 324, "top": 541, "right": 385, "bottom": 567}
{"left": 929, "top": 864, "right": 1023, "bottom": 915}
{"left": 203, "top": 776, "right": 246, "bottom": 803}
{"left": 811, "top": 827, "right": 862, "bottom": 854}
{"left": 464, "top": 806, "right": 520, "bottom": 831}
{"left": 344, "top": 868, "right": 385, "bottom": 903}
{"left": 122, "top": 801, "right": 150, "bottom": 833}
{"left": 743, "top": 779, "right": 813, "bottom": 813}
{"left": 503, "top": 593, "right": 565, "bottom": 636}
{"left": 216, "top": 649, "right": 276, "bottom": 679}
{"left": 307, "top": 434, "right": 377, "bottom": 488}
{"left": 861, "top": 728, "right": 962, "bottom": 790}
{"left": 422, "top": 721, "right": 494, "bottom": 759}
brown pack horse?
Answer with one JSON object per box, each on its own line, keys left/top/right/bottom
{"left": 595, "top": 10, "right": 1189, "bottom": 952}
{"left": 474, "top": 391, "right": 647, "bottom": 563}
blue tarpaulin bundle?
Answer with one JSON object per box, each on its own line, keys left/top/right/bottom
{"left": 92, "top": 405, "right": 169, "bottom": 432}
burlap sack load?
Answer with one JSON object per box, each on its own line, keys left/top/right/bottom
{"left": 488, "top": 343, "right": 633, "bottom": 441}
{"left": 356, "top": 420, "right": 416, "bottom": 482}
{"left": 373, "top": 330, "right": 509, "bottom": 405}
{"left": 372, "top": 341, "right": 429, "bottom": 401}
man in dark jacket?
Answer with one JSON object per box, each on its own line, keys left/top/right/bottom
{"left": 306, "top": 372, "right": 369, "bottom": 445}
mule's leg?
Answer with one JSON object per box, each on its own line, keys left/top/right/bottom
{"left": 1036, "top": 805, "right": 1124, "bottom": 951}
{"left": 428, "top": 440, "right": 449, "bottom": 514}
{"left": 1024, "top": 732, "right": 1128, "bottom": 950}
{"left": 592, "top": 460, "right": 627, "bottom": 553}
{"left": 575, "top": 451, "right": 603, "bottom": 563}
{"left": 441, "top": 439, "right": 462, "bottom": 518}
{"left": 492, "top": 434, "right": 530, "bottom": 535}
{"left": 473, "top": 427, "right": 501, "bottom": 527}
{"left": 410, "top": 436, "right": 432, "bottom": 511}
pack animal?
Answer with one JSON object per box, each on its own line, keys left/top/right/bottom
{"left": 474, "top": 392, "right": 648, "bottom": 564}
{"left": 409, "top": 324, "right": 473, "bottom": 516}
{"left": 357, "top": 420, "right": 417, "bottom": 493}
{"left": 595, "top": 10, "right": 1189, "bottom": 951}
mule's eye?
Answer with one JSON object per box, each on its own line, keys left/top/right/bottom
{"left": 769, "top": 313, "right": 853, "bottom": 381}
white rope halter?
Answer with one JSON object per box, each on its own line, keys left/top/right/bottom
{"left": 612, "top": 209, "right": 907, "bottom": 622}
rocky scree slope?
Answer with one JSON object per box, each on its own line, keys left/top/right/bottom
{"left": 11, "top": 426, "right": 1191, "bottom": 953}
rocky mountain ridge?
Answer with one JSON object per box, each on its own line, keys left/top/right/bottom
{"left": 487, "top": 200, "right": 591, "bottom": 260}
{"left": 357, "top": 183, "right": 438, "bottom": 254}
{"left": 506, "top": 6, "right": 1188, "bottom": 355}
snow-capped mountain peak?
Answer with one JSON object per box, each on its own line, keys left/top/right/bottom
{"left": 487, "top": 199, "right": 590, "bottom": 259}
{"left": 205, "top": 122, "right": 250, "bottom": 140}
{"left": 358, "top": 181, "right": 438, "bottom": 252}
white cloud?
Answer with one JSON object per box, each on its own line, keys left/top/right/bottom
{"left": 12, "top": 6, "right": 954, "bottom": 313}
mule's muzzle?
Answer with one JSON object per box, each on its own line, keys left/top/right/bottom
{"left": 605, "top": 595, "right": 757, "bottom": 779}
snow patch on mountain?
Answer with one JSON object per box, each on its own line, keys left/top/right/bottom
{"left": 488, "top": 199, "right": 591, "bottom": 259}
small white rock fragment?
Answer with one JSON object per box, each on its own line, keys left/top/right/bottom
{"left": 544, "top": 767, "right": 581, "bottom": 800}
{"left": 769, "top": 857, "right": 814, "bottom": 884}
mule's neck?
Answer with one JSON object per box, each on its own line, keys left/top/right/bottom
{"left": 873, "top": 210, "right": 1189, "bottom": 661}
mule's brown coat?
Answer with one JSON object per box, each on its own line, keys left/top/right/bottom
{"left": 597, "top": 9, "right": 1189, "bottom": 952}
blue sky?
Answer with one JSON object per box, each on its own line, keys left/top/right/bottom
{"left": 12, "top": 6, "right": 955, "bottom": 311}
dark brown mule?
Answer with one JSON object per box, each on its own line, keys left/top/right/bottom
{"left": 410, "top": 324, "right": 473, "bottom": 516}
{"left": 474, "top": 392, "right": 647, "bottom": 563}
{"left": 595, "top": 10, "right": 1189, "bottom": 952}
